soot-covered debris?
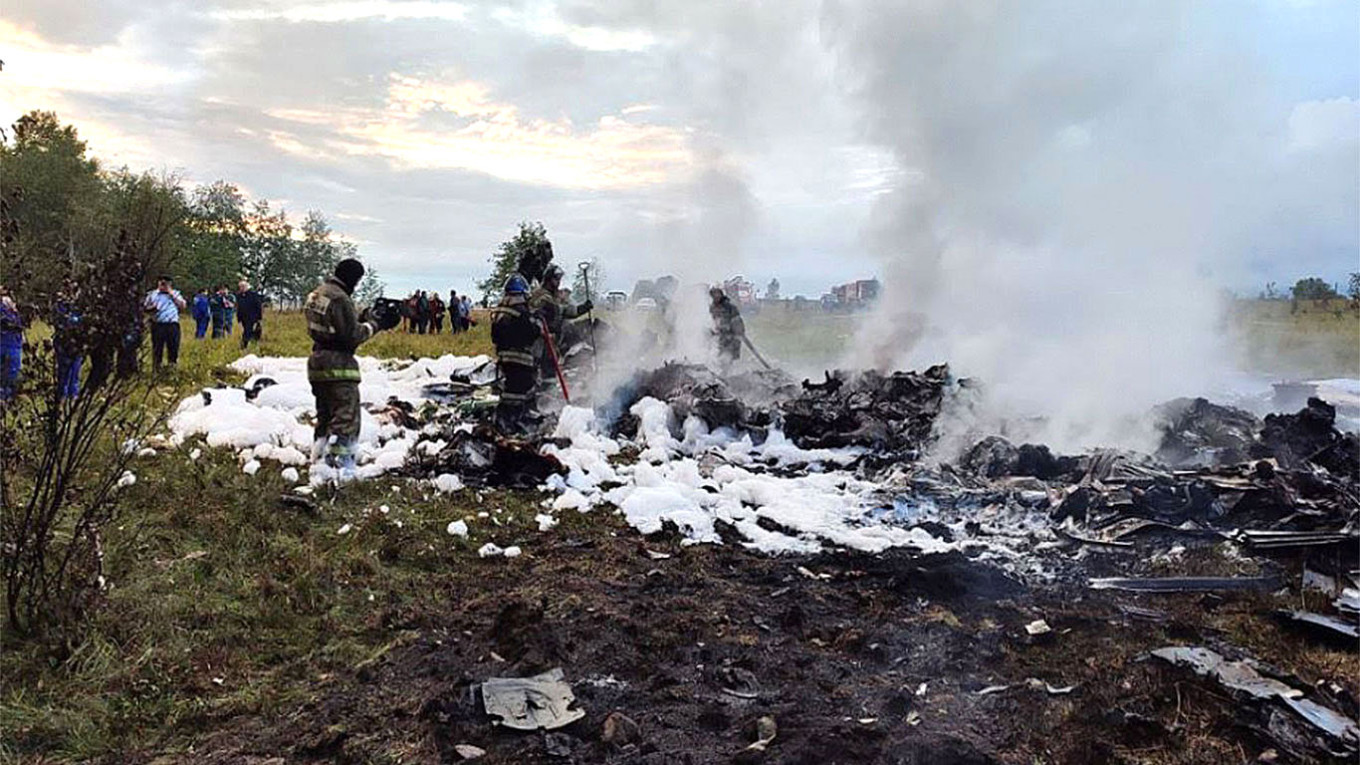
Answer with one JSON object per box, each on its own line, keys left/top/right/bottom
{"left": 781, "top": 364, "right": 955, "bottom": 455}
{"left": 406, "top": 424, "right": 566, "bottom": 489}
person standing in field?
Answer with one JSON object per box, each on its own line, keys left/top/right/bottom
{"left": 304, "top": 259, "right": 397, "bottom": 480}
{"left": 0, "top": 285, "right": 23, "bottom": 402}
{"left": 222, "top": 289, "right": 236, "bottom": 337}
{"left": 144, "top": 275, "right": 187, "bottom": 370}
{"left": 460, "top": 294, "right": 473, "bottom": 331}
{"left": 236, "top": 279, "right": 264, "bottom": 349}
{"left": 416, "top": 290, "right": 431, "bottom": 334}
{"left": 405, "top": 293, "right": 419, "bottom": 333}
{"left": 192, "top": 288, "right": 211, "bottom": 339}
{"left": 53, "top": 282, "right": 84, "bottom": 399}
{"left": 430, "top": 292, "right": 446, "bottom": 334}
{"left": 209, "top": 285, "right": 227, "bottom": 338}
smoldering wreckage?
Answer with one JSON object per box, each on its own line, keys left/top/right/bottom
{"left": 164, "top": 338, "right": 1359, "bottom": 763}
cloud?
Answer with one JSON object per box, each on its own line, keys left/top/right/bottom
{"left": 248, "top": 73, "right": 696, "bottom": 188}
{"left": 1287, "top": 97, "right": 1360, "bottom": 152}
{"left": 0, "top": 20, "right": 191, "bottom": 97}
{"left": 211, "top": 0, "right": 468, "bottom": 24}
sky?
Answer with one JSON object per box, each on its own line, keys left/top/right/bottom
{"left": 1, "top": 0, "right": 1356, "bottom": 300}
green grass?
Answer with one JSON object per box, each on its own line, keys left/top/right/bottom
{"left": 0, "top": 311, "right": 501, "bottom": 763}
{"left": 1229, "top": 298, "right": 1359, "bottom": 379}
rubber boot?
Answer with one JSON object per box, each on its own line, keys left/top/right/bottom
{"left": 327, "top": 436, "right": 358, "bottom": 483}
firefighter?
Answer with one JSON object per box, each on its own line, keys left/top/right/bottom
{"left": 304, "top": 258, "right": 398, "bottom": 478}
{"left": 491, "top": 273, "right": 540, "bottom": 434}
{"left": 709, "top": 286, "right": 744, "bottom": 363}
{"left": 528, "top": 265, "right": 592, "bottom": 376}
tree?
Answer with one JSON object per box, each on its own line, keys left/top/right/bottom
{"left": 0, "top": 111, "right": 103, "bottom": 293}
{"left": 0, "top": 111, "right": 101, "bottom": 251}
{"left": 571, "top": 258, "right": 604, "bottom": 303}
{"left": 1291, "top": 277, "right": 1339, "bottom": 302}
{"left": 766, "top": 278, "right": 781, "bottom": 300}
{"left": 239, "top": 200, "right": 294, "bottom": 304}
{"left": 179, "top": 181, "right": 247, "bottom": 291}
{"left": 1348, "top": 273, "right": 1359, "bottom": 303}
{"left": 354, "top": 267, "right": 386, "bottom": 305}
{"left": 477, "top": 221, "right": 551, "bottom": 304}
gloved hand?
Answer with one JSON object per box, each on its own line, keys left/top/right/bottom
{"left": 578, "top": 299, "right": 593, "bottom": 314}
{"left": 375, "top": 306, "right": 402, "bottom": 330}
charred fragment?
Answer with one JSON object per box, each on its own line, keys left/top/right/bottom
{"left": 405, "top": 424, "right": 566, "bottom": 488}
{"left": 781, "top": 364, "right": 954, "bottom": 454}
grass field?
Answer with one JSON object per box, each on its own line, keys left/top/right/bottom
{"left": 1229, "top": 298, "right": 1359, "bottom": 379}
{"left": 2, "top": 312, "right": 503, "bottom": 763}
{"left": 1, "top": 301, "right": 1356, "bottom": 762}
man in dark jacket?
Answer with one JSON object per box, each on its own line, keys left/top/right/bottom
{"left": 304, "top": 259, "right": 397, "bottom": 479}
{"left": 430, "top": 293, "right": 445, "bottom": 334}
{"left": 236, "top": 279, "right": 264, "bottom": 349}
{"left": 209, "top": 286, "right": 227, "bottom": 339}
{"left": 415, "top": 291, "right": 431, "bottom": 334}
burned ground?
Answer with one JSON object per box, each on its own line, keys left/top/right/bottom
{"left": 144, "top": 511, "right": 1356, "bottom": 765}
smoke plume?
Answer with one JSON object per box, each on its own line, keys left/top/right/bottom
{"left": 822, "top": 1, "right": 1347, "bottom": 453}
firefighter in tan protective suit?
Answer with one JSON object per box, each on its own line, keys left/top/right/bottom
{"left": 304, "top": 258, "right": 397, "bottom": 478}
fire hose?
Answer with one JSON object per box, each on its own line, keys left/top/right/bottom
{"left": 540, "top": 317, "right": 571, "bottom": 403}
{"left": 741, "top": 334, "right": 774, "bottom": 371}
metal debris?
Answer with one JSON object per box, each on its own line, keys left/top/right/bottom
{"left": 1089, "top": 576, "right": 1281, "bottom": 594}
{"left": 481, "top": 668, "right": 586, "bottom": 731}
{"left": 1274, "top": 610, "right": 1360, "bottom": 642}
{"left": 1152, "top": 646, "right": 1359, "bottom": 759}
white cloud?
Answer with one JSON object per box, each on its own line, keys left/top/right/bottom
{"left": 0, "top": 20, "right": 192, "bottom": 96}
{"left": 212, "top": 1, "right": 467, "bottom": 24}
{"left": 270, "top": 74, "right": 696, "bottom": 189}
{"left": 1287, "top": 97, "right": 1360, "bottom": 152}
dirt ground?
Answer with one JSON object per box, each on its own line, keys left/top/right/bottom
{"left": 131, "top": 510, "right": 1355, "bottom": 765}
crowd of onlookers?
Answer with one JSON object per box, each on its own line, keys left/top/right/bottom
{"left": 0, "top": 277, "right": 482, "bottom": 403}
{"left": 399, "top": 289, "right": 475, "bottom": 334}
{"left": 189, "top": 280, "right": 265, "bottom": 347}
{"left": 0, "top": 275, "right": 264, "bottom": 401}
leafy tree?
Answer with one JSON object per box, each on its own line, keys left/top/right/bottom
{"left": 1291, "top": 277, "right": 1340, "bottom": 302}
{"left": 571, "top": 258, "right": 604, "bottom": 303}
{"left": 0, "top": 111, "right": 101, "bottom": 251}
{"left": 239, "top": 200, "right": 294, "bottom": 304}
{"left": 1348, "top": 273, "right": 1359, "bottom": 303}
{"left": 179, "top": 181, "right": 247, "bottom": 291}
{"left": 291, "top": 211, "right": 348, "bottom": 305}
{"left": 766, "top": 278, "right": 781, "bottom": 300}
{"left": 354, "top": 267, "right": 386, "bottom": 305}
{"left": 477, "top": 221, "right": 550, "bottom": 304}
{"left": 1, "top": 111, "right": 364, "bottom": 309}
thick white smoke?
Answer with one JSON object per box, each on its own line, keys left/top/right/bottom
{"left": 821, "top": 1, "right": 1339, "bottom": 453}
